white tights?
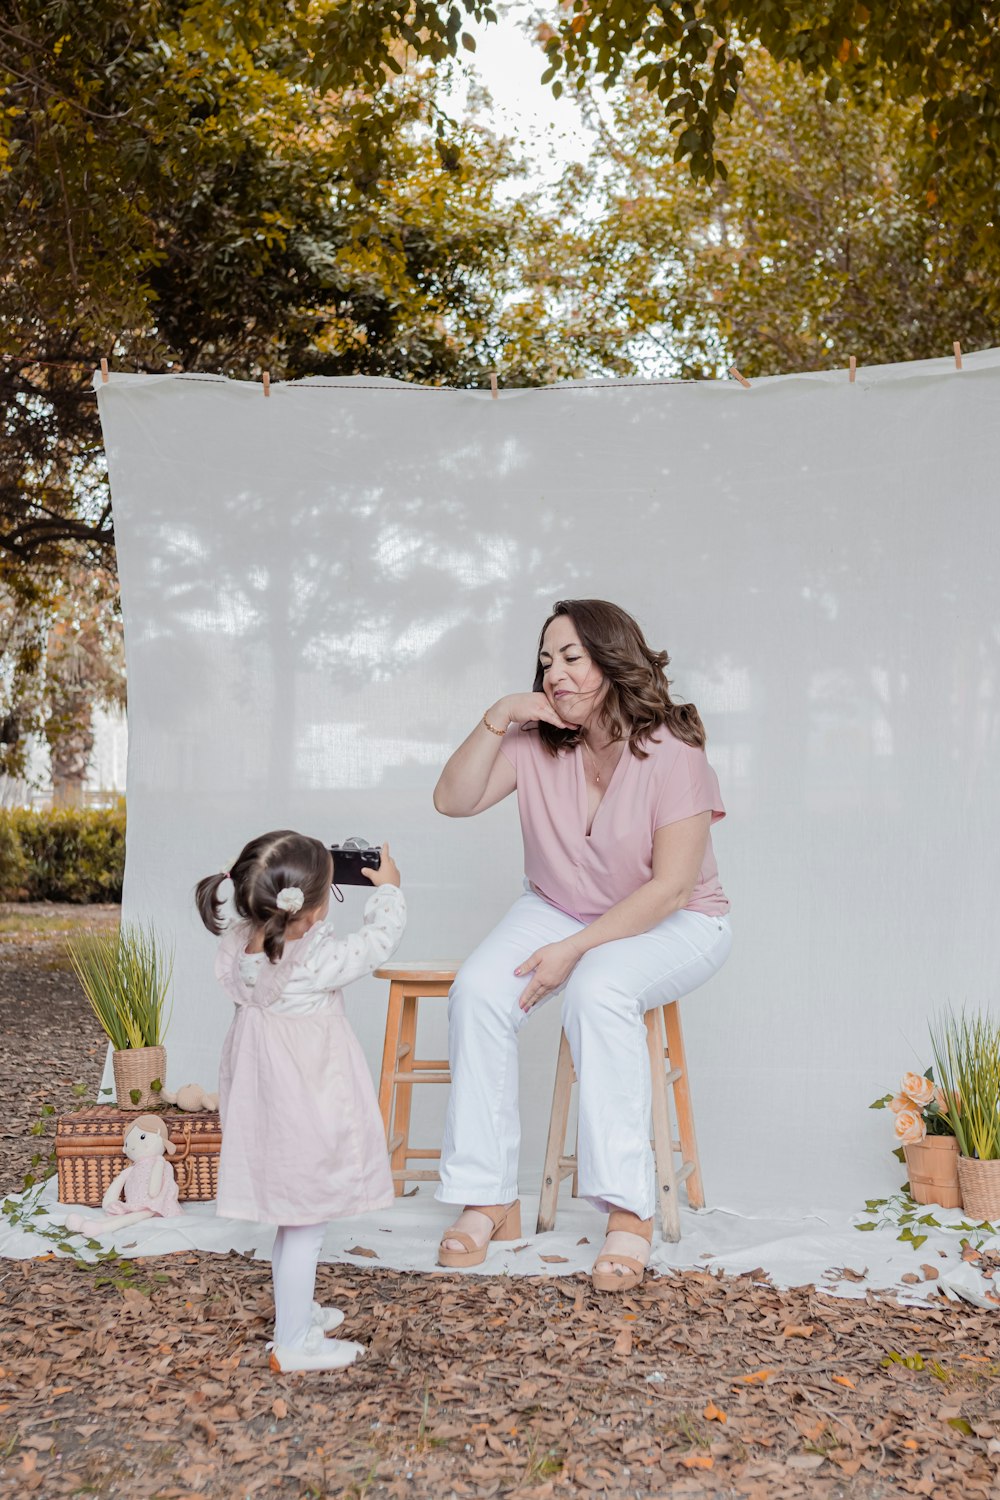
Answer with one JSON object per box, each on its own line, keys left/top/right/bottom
{"left": 271, "top": 1222, "right": 327, "bottom": 1349}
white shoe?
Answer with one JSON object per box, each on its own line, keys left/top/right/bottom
{"left": 311, "top": 1301, "right": 345, "bottom": 1333}
{"left": 268, "top": 1327, "right": 364, "bottom": 1373}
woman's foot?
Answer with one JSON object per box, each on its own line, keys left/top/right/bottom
{"left": 592, "top": 1210, "right": 653, "bottom": 1293}
{"left": 439, "top": 1208, "right": 500, "bottom": 1254}
{"left": 437, "top": 1200, "right": 521, "bottom": 1268}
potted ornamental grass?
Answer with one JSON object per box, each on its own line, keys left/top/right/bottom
{"left": 871, "top": 1067, "right": 960, "bottom": 1208}
{"left": 930, "top": 1011, "right": 1000, "bottom": 1220}
{"left": 66, "top": 922, "right": 174, "bottom": 1110}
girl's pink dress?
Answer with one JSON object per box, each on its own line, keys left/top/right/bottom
{"left": 106, "top": 1154, "right": 182, "bottom": 1217}
{"left": 213, "top": 885, "right": 405, "bottom": 1226}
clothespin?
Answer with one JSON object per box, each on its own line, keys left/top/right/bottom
{"left": 489, "top": 373, "right": 498, "bottom": 400}
{"left": 953, "top": 341, "right": 962, "bottom": 370}
{"left": 262, "top": 371, "right": 271, "bottom": 397}
{"left": 728, "top": 365, "right": 751, "bottom": 388}
{"left": 100, "top": 358, "right": 109, "bottom": 384}
{"left": 849, "top": 356, "right": 857, "bottom": 383}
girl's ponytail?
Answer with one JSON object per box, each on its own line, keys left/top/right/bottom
{"left": 195, "top": 872, "right": 228, "bottom": 935}
{"left": 261, "top": 910, "right": 292, "bottom": 964}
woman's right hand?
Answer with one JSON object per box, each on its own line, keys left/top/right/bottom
{"left": 364, "top": 840, "right": 401, "bottom": 888}
{"left": 493, "top": 692, "right": 576, "bottom": 731}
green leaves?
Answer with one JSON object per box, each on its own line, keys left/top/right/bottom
{"left": 882, "top": 1350, "right": 924, "bottom": 1370}
{"left": 65, "top": 922, "right": 174, "bottom": 1050}
{"left": 856, "top": 1188, "right": 1000, "bottom": 1251}
{"left": 929, "top": 1011, "right": 1000, "bottom": 1161}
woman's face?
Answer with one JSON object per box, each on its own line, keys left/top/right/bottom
{"left": 539, "top": 615, "right": 606, "bottom": 726}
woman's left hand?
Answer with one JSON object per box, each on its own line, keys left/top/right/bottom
{"left": 515, "top": 939, "right": 582, "bottom": 1012}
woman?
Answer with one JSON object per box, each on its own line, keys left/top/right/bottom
{"left": 432, "top": 599, "right": 731, "bottom": 1291}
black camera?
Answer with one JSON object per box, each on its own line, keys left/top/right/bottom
{"left": 329, "top": 837, "right": 381, "bottom": 886}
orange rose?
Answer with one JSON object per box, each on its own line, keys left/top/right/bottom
{"left": 928, "top": 1084, "right": 961, "bottom": 1118}
{"left": 901, "top": 1073, "right": 934, "bottom": 1108}
{"left": 888, "top": 1094, "right": 910, "bottom": 1114}
{"left": 894, "top": 1108, "right": 927, "bottom": 1145}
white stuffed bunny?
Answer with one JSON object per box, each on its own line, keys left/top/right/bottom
{"left": 159, "top": 1083, "right": 219, "bottom": 1111}
{"left": 66, "top": 1115, "right": 183, "bottom": 1236}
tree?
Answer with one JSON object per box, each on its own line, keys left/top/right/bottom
{"left": 0, "top": 578, "right": 46, "bottom": 783}
{"left": 43, "top": 568, "right": 125, "bottom": 805}
{"left": 529, "top": 0, "right": 1000, "bottom": 193}
{"left": 196, "top": 0, "right": 998, "bottom": 199}
{"left": 0, "top": 1, "right": 534, "bottom": 579}
{"left": 296, "top": 4, "right": 1000, "bottom": 363}
{"left": 494, "top": 45, "right": 1000, "bottom": 379}
{"left": 0, "top": 565, "right": 123, "bottom": 798}
{"left": 0, "top": 1, "right": 550, "bottom": 789}
{"left": 1, "top": 4, "right": 994, "bottom": 802}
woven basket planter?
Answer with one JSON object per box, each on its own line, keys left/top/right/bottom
{"left": 56, "top": 1106, "right": 221, "bottom": 1206}
{"left": 957, "top": 1157, "right": 1000, "bottom": 1221}
{"left": 111, "top": 1045, "right": 167, "bottom": 1110}
{"left": 904, "top": 1135, "right": 962, "bottom": 1209}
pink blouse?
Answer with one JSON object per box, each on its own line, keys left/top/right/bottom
{"left": 499, "top": 724, "right": 728, "bottom": 923}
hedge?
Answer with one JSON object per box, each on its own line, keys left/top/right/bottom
{"left": 0, "top": 803, "right": 125, "bottom": 902}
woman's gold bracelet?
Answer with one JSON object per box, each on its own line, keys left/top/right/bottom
{"left": 482, "top": 712, "right": 507, "bottom": 737}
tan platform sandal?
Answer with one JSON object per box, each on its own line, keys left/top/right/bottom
{"left": 437, "top": 1200, "right": 522, "bottom": 1269}
{"left": 591, "top": 1210, "right": 653, "bottom": 1293}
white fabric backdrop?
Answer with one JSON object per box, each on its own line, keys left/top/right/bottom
{"left": 96, "top": 349, "right": 1000, "bottom": 1216}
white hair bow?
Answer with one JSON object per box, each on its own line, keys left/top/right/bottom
{"left": 275, "top": 886, "right": 305, "bottom": 914}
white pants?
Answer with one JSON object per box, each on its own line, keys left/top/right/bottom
{"left": 436, "top": 889, "right": 732, "bottom": 1221}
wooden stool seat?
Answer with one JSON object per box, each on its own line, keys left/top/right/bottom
{"left": 375, "top": 965, "right": 458, "bottom": 1194}
{"left": 535, "top": 1000, "right": 704, "bottom": 1243}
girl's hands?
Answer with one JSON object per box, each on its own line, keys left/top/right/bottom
{"left": 363, "top": 840, "right": 400, "bottom": 888}
{"left": 515, "top": 938, "right": 582, "bottom": 1012}
{"left": 493, "top": 692, "right": 577, "bottom": 732}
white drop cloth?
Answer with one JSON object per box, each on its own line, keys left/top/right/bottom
{"left": 89, "top": 350, "right": 1000, "bottom": 1221}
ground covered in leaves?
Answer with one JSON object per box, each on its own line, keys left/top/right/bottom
{"left": 2, "top": 907, "right": 1000, "bottom": 1499}
{"left": 0, "top": 902, "right": 118, "bottom": 1194}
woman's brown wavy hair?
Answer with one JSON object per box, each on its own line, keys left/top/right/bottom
{"left": 532, "top": 599, "right": 705, "bottom": 758}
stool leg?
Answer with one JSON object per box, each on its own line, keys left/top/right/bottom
{"left": 378, "top": 982, "right": 404, "bottom": 1142}
{"left": 390, "top": 991, "right": 419, "bottom": 1196}
{"left": 536, "top": 1031, "right": 574, "bottom": 1234}
{"left": 647, "top": 1009, "right": 682, "bottom": 1242}
{"left": 664, "top": 1000, "right": 704, "bottom": 1210}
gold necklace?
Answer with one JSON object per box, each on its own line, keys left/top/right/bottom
{"left": 582, "top": 737, "right": 612, "bottom": 785}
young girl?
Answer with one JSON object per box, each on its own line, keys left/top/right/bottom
{"left": 196, "top": 829, "right": 405, "bottom": 1373}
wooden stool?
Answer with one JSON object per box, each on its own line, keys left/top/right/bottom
{"left": 375, "top": 966, "right": 456, "bottom": 1196}
{"left": 535, "top": 1000, "right": 704, "bottom": 1243}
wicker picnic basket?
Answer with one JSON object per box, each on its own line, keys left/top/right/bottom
{"left": 56, "top": 1106, "right": 222, "bottom": 1206}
